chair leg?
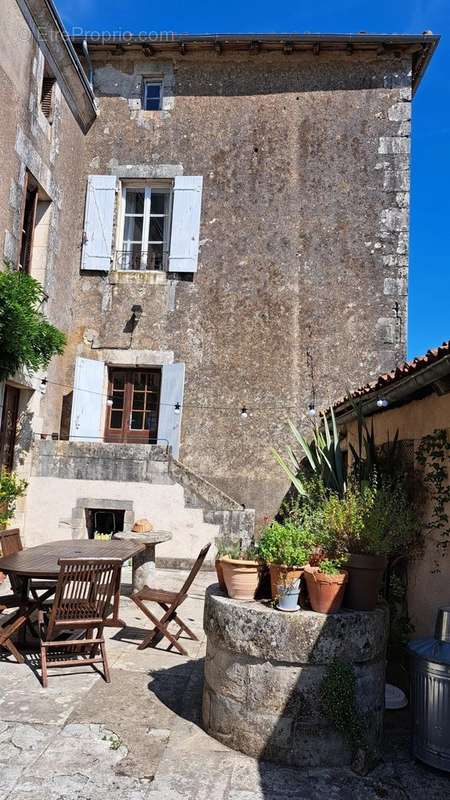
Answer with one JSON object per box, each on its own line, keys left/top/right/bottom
{"left": 100, "top": 640, "right": 111, "bottom": 684}
{"left": 159, "top": 603, "right": 198, "bottom": 641}
{"left": 1, "top": 638, "right": 25, "bottom": 664}
{"left": 40, "top": 644, "right": 48, "bottom": 688}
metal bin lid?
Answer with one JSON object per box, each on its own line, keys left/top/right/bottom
{"left": 408, "top": 637, "right": 450, "bottom": 666}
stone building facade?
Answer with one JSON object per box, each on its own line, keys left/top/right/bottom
{"left": 0, "top": 4, "right": 438, "bottom": 559}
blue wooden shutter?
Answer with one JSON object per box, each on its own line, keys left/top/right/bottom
{"left": 69, "top": 357, "right": 106, "bottom": 442}
{"left": 158, "top": 363, "right": 185, "bottom": 456}
{"left": 81, "top": 175, "right": 117, "bottom": 271}
{"left": 168, "top": 176, "right": 203, "bottom": 273}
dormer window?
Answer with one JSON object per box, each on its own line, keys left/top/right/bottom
{"left": 143, "top": 80, "right": 162, "bottom": 111}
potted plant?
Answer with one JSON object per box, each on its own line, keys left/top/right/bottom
{"left": 304, "top": 558, "right": 348, "bottom": 613}
{"left": 221, "top": 543, "right": 262, "bottom": 601}
{"left": 342, "top": 479, "right": 420, "bottom": 611}
{"left": 0, "top": 469, "right": 27, "bottom": 530}
{"left": 214, "top": 537, "right": 235, "bottom": 591}
{"left": 258, "top": 521, "right": 313, "bottom": 611}
{"left": 0, "top": 469, "right": 27, "bottom": 583}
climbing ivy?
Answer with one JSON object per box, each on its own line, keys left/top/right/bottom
{"left": 416, "top": 429, "right": 450, "bottom": 570}
{"left": 320, "top": 659, "right": 364, "bottom": 751}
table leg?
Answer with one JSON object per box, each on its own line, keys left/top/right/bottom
{"left": 132, "top": 545, "right": 156, "bottom": 592}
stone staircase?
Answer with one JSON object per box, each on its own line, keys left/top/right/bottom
{"left": 26, "top": 441, "right": 254, "bottom": 565}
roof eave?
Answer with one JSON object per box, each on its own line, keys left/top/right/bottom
{"left": 334, "top": 353, "right": 450, "bottom": 424}
{"left": 71, "top": 32, "right": 440, "bottom": 94}
{"left": 17, "top": 0, "right": 97, "bottom": 133}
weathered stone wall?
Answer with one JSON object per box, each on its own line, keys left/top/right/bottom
{"left": 58, "top": 48, "right": 412, "bottom": 524}
{"left": 203, "top": 587, "right": 388, "bottom": 767}
{"left": 0, "top": 0, "right": 89, "bottom": 483}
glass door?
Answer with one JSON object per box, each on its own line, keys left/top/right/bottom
{"left": 104, "top": 368, "right": 161, "bottom": 444}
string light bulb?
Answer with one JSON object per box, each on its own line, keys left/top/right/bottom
{"left": 240, "top": 406, "right": 248, "bottom": 419}
{"left": 376, "top": 398, "right": 389, "bottom": 409}
{"left": 174, "top": 402, "right": 181, "bottom": 415}
{"left": 307, "top": 403, "right": 316, "bottom": 417}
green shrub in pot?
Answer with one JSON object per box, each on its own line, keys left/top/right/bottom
{"left": 258, "top": 521, "right": 314, "bottom": 610}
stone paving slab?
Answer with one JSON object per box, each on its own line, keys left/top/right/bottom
{"left": 0, "top": 569, "right": 450, "bottom": 799}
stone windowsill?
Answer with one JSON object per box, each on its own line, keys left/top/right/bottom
{"left": 109, "top": 269, "right": 167, "bottom": 286}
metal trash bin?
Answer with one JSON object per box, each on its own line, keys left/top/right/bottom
{"left": 408, "top": 606, "right": 450, "bottom": 772}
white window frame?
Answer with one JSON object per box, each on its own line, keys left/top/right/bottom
{"left": 143, "top": 79, "right": 163, "bottom": 111}
{"left": 116, "top": 182, "right": 172, "bottom": 272}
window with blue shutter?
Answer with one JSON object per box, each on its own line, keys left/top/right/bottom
{"left": 81, "top": 175, "right": 117, "bottom": 271}
{"left": 168, "top": 176, "right": 203, "bottom": 273}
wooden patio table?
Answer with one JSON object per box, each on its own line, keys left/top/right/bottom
{"left": 0, "top": 539, "right": 145, "bottom": 629}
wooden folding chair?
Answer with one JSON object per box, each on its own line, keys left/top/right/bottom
{"left": 0, "top": 528, "right": 55, "bottom": 599}
{"left": 131, "top": 543, "right": 211, "bottom": 656}
{"left": 0, "top": 529, "right": 28, "bottom": 662}
{"left": 38, "top": 557, "right": 122, "bottom": 687}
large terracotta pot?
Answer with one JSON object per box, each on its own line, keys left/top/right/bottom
{"left": 221, "top": 557, "right": 261, "bottom": 600}
{"left": 304, "top": 566, "right": 348, "bottom": 614}
{"left": 215, "top": 558, "right": 227, "bottom": 591}
{"left": 344, "top": 553, "right": 386, "bottom": 611}
{"left": 269, "top": 564, "right": 303, "bottom": 610}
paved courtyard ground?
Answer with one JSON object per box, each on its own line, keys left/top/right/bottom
{"left": 0, "top": 568, "right": 449, "bottom": 799}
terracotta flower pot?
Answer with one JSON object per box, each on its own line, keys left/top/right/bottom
{"left": 221, "top": 557, "right": 261, "bottom": 600}
{"left": 269, "top": 564, "right": 303, "bottom": 610}
{"left": 344, "top": 553, "right": 386, "bottom": 611}
{"left": 304, "top": 566, "right": 348, "bottom": 614}
{"left": 215, "top": 558, "right": 227, "bottom": 591}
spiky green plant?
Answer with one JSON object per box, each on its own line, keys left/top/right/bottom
{"left": 273, "top": 406, "right": 346, "bottom": 498}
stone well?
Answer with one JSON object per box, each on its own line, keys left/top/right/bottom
{"left": 202, "top": 586, "right": 388, "bottom": 768}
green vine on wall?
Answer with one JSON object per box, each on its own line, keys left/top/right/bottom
{"left": 416, "top": 429, "right": 450, "bottom": 571}
{"left": 320, "top": 659, "right": 364, "bottom": 751}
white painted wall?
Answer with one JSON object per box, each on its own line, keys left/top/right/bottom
{"left": 23, "top": 476, "right": 218, "bottom": 563}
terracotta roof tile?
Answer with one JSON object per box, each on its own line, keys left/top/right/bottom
{"left": 334, "top": 340, "right": 450, "bottom": 408}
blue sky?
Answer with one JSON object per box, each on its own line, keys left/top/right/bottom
{"left": 56, "top": 0, "right": 449, "bottom": 360}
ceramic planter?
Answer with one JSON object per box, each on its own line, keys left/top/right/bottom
{"left": 221, "top": 557, "right": 261, "bottom": 600}
{"left": 344, "top": 553, "right": 386, "bottom": 611}
{"left": 269, "top": 564, "right": 303, "bottom": 612}
{"left": 304, "top": 566, "right": 348, "bottom": 614}
{"left": 215, "top": 558, "right": 227, "bottom": 591}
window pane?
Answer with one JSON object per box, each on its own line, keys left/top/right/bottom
{"left": 146, "top": 83, "right": 161, "bottom": 98}
{"left": 147, "top": 372, "right": 160, "bottom": 388}
{"left": 133, "top": 372, "right": 146, "bottom": 390}
{"left": 112, "top": 391, "right": 124, "bottom": 409}
{"left": 151, "top": 192, "right": 166, "bottom": 215}
{"left": 146, "top": 244, "right": 163, "bottom": 270}
{"left": 124, "top": 216, "right": 143, "bottom": 242}
{"left": 119, "top": 242, "right": 143, "bottom": 270}
{"left": 125, "top": 190, "right": 144, "bottom": 214}
{"left": 149, "top": 217, "right": 164, "bottom": 242}
{"left": 131, "top": 411, "right": 144, "bottom": 429}
{"left": 112, "top": 373, "right": 125, "bottom": 390}
{"left": 110, "top": 410, "right": 123, "bottom": 429}
{"left": 144, "top": 83, "right": 161, "bottom": 110}
{"left": 133, "top": 392, "right": 145, "bottom": 410}
{"left": 145, "top": 412, "right": 156, "bottom": 431}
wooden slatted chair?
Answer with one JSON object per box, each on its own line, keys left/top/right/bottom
{"left": 131, "top": 543, "right": 211, "bottom": 656}
{"left": 38, "top": 557, "right": 122, "bottom": 687}
{"left": 0, "top": 529, "right": 27, "bottom": 662}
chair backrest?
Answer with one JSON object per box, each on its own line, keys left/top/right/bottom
{"left": 46, "top": 558, "right": 122, "bottom": 638}
{"left": 0, "top": 528, "right": 23, "bottom": 557}
{"left": 0, "top": 529, "right": 23, "bottom": 594}
{"left": 179, "top": 543, "right": 211, "bottom": 596}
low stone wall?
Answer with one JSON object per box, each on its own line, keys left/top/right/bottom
{"left": 202, "top": 587, "right": 388, "bottom": 768}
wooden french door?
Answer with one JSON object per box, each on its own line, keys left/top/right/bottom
{"left": 0, "top": 386, "right": 20, "bottom": 470}
{"left": 105, "top": 368, "right": 161, "bottom": 444}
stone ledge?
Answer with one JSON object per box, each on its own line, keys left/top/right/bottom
{"left": 203, "top": 586, "right": 388, "bottom": 664}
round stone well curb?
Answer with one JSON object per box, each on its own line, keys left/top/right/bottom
{"left": 202, "top": 586, "right": 388, "bottom": 768}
